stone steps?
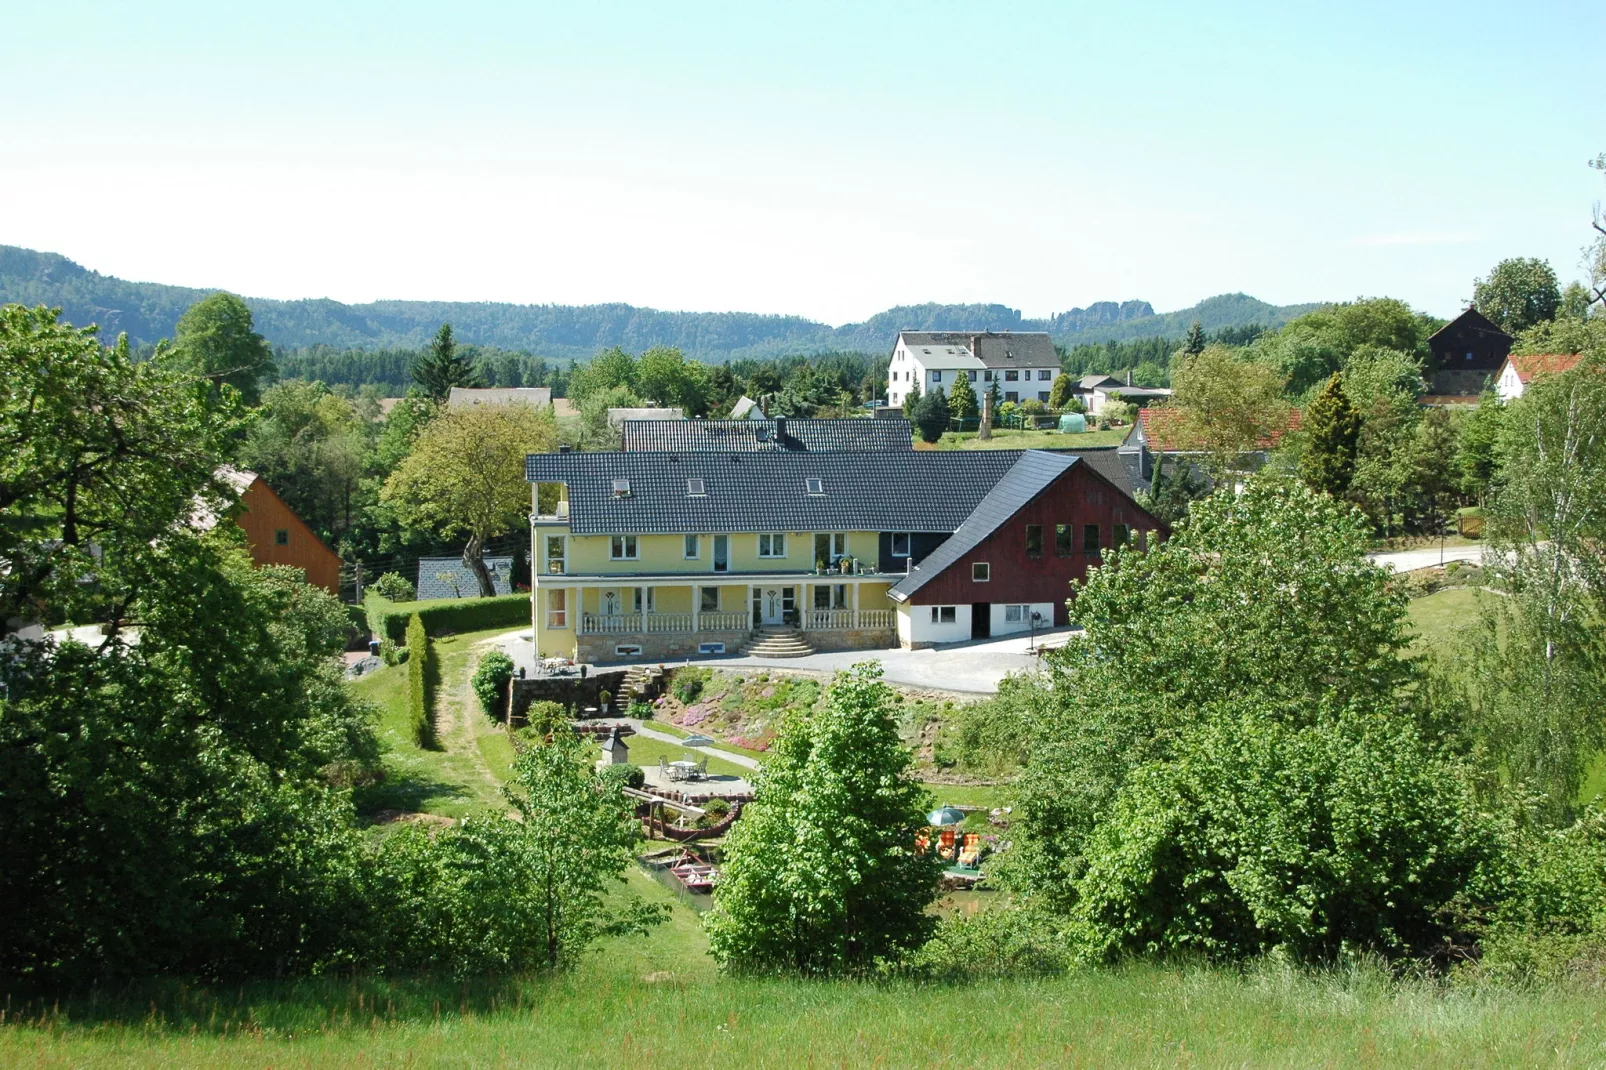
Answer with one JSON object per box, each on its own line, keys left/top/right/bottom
{"left": 739, "top": 629, "right": 817, "bottom": 659}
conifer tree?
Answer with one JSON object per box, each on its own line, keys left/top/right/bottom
{"left": 1299, "top": 373, "right": 1361, "bottom": 497}
{"left": 1184, "top": 320, "right": 1207, "bottom": 356}
{"left": 947, "top": 372, "right": 979, "bottom": 425}
{"left": 913, "top": 386, "right": 949, "bottom": 443}
{"left": 411, "top": 323, "right": 480, "bottom": 401}
{"left": 901, "top": 379, "right": 922, "bottom": 418}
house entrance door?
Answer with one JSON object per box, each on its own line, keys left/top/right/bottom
{"left": 762, "top": 587, "right": 785, "bottom": 626}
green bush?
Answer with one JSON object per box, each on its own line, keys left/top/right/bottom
{"left": 472, "top": 650, "right": 516, "bottom": 719}
{"left": 674, "top": 665, "right": 711, "bottom": 704}
{"left": 525, "top": 700, "right": 570, "bottom": 735}
{"left": 703, "top": 797, "right": 730, "bottom": 819}
{"left": 372, "top": 572, "right": 416, "bottom": 602}
{"left": 406, "top": 613, "right": 437, "bottom": 748}
{"left": 627, "top": 699, "right": 654, "bottom": 719}
{"left": 598, "top": 763, "right": 645, "bottom": 791}
{"left": 372, "top": 593, "right": 531, "bottom": 645}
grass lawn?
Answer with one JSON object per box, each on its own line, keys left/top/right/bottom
{"left": 590, "top": 734, "right": 752, "bottom": 780}
{"left": 9, "top": 883, "right": 1606, "bottom": 1069}
{"left": 649, "top": 718, "right": 771, "bottom": 761}
{"left": 350, "top": 626, "right": 519, "bottom": 819}
{"left": 1405, "top": 586, "right": 1487, "bottom": 656}
{"left": 923, "top": 426, "right": 1129, "bottom": 450}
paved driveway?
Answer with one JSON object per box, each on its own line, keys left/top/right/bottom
{"left": 1367, "top": 544, "right": 1485, "bottom": 572}
{"left": 706, "top": 628, "right": 1074, "bottom": 695}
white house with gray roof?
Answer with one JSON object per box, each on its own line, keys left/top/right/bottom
{"left": 887, "top": 331, "right": 1061, "bottom": 409}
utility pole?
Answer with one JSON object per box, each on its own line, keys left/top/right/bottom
{"left": 353, "top": 560, "right": 364, "bottom": 603}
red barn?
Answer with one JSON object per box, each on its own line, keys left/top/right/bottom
{"left": 201, "top": 469, "right": 343, "bottom": 594}
{"left": 887, "top": 452, "right": 1163, "bottom": 646}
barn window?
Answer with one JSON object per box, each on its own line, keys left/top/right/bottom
{"left": 972, "top": 562, "right": 990, "bottom": 582}
{"left": 274, "top": 529, "right": 289, "bottom": 546}
{"left": 1055, "top": 524, "right": 1072, "bottom": 557}
{"left": 1025, "top": 524, "right": 1043, "bottom": 559}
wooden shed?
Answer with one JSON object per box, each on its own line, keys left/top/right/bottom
{"left": 213, "top": 469, "right": 343, "bottom": 594}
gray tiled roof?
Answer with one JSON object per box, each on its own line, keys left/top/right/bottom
{"left": 526, "top": 450, "right": 1021, "bottom": 536}
{"left": 889, "top": 452, "right": 1079, "bottom": 601}
{"left": 896, "top": 331, "right": 1059, "bottom": 368}
{"left": 1034, "top": 446, "right": 1137, "bottom": 498}
{"left": 417, "top": 557, "right": 514, "bottom": 599}
{"left": 619, "top": 418, "right": 913, "bottom": 454}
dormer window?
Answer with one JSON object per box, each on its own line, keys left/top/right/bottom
{"left": 805, "top": 477, "right": 824, "bottom": 495}
{"left": 686, "top": 477, "right": 706, "bottom": 497}
{"left": 611, "top": 478, "right": 632, "bottom": 498}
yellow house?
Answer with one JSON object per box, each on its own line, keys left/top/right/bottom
{"left": 526, "top": 418, "right": 1027, "bottom": 663}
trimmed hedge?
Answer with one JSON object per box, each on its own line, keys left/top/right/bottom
{"left": 369, "top": 593, "right": 531, "bottom": 645}
{"left": 406, "top": 613, "right": 438, "bottom": 748}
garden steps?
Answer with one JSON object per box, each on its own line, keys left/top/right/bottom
{"left": 739, "top": 629, "right": 817, "bottom": 659}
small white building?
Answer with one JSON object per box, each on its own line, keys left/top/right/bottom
{"left": 1495, "top": 353, "right": 1580, "bottom": 402}
{"left": 887, "top": 331, "right": 1061, "bottom": 409}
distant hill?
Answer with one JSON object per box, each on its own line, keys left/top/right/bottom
{"left": 0, "top": 245, "right": 1324, "bottom": 361}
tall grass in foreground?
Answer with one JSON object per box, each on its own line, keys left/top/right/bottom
{"left": 5, "top": 958, "right": 1605, "bottom": 1069}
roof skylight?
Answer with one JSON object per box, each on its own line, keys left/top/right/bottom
{"left": 806, "top": 477, "right": 824, "bottom": 495}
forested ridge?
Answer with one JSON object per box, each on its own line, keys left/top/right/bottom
{"left": 0, "top": 244, "right": 1320, "bottom": 361}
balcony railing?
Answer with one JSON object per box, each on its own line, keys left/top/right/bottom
{"left": 804, "top": 608, "right": 894, "bottom": 631}
{"left": 579, "top": 610, "right": 752, "bottom": 635}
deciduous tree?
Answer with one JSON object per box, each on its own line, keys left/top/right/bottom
{"left": 165, "top": 292, "right": 276, "bottom": 405}
{"left": 381, "top": 403, "right": 557, "bottom": 596}
{"left": 1475, "top": 257, "right": 1562, "bottom": 335}
{"left": 706, "top": 663, "right": 940, "bottom": 974}
{"left": 1168, "top": 345, "right": 1289, "bottom": 479}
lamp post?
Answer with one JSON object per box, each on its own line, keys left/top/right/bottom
{"left": 1028, "top": 610, "right": 1043, "bottom": 653}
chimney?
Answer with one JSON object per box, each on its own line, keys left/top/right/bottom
{"left": 775, "top": 416, "right": 788, "bottom": 443}
{"left": 558, "top": 444, "right": 572, "bottom": 454}
{"left": 970, "top": 334, "right": 982, "bottom": 359}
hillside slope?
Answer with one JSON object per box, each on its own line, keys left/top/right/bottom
{"left": 0, "top": 245, "right": 1323, "bottom": 360}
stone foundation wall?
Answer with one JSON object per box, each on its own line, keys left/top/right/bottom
{"left": 576, "top": 628, "right": 751, "bottom": 666}
{"left": 508, "top": 670, "right": 629, "bottom": 726}
{"left": 805, "top": 628, "right": 897, "bottom": 653}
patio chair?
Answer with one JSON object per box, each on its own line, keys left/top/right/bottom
{"left": 958, "top": 846, "right": 980, "bottom": 868}
{"left": 938, "top": 829, "right": 957, "bottom": 860}
{"left": 696, "top": 757, "right": 709, "bottom": 781}
{"left": 657, "top": 756, "right": 669, "bottom": 779}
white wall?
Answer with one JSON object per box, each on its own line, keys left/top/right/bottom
{"left": 898, "top": 602, "right": 972, "bottom": 647}
{"left": 1497, "top": 363, "right": 1524, "bottom": 402}
{"left": 990, "top": 602, "right": 1056, "bottom": 637}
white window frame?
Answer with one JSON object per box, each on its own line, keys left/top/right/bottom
{"left": 547, "top": 589, "right": 568, "bottom": 629}
{"left": 544, "top": 534, "right": 566, "bottom": 575}
{"left": 684, "top": 533, "right": 700, "bottom": 559}
{"left": 759, "top": 533, "right": 787, "bottom": 558}
{"left": 890, "top": 533, "right": 911, "bottom": 558}
{"left": 686, "top": 477, "right": 706, "bottom": 497}
{"left": 931, "top": 369, "right": 943, "bottom": 383}
{"left": 805, "top": 477, "right": 824, "bottom": 496}
{"left": 610, "top": 534, "right": 639, "bottom": 560}
{"left": 1005, "top": 604, "right": 1023, "bottom": 623}
{"left": 930, "top": 606, "right": 957, "bottom": 624}
{"left": 972, "top": 562, "right": 990, "bottom": 582}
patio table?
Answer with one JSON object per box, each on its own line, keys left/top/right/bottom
{"left": 669, "top": 760, "right": 699, "bottom": 781}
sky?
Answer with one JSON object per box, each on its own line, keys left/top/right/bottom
{"left": 2, "top": 1, "right": 1602, "bottom": 325}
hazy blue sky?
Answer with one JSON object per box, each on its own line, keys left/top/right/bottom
{"left": 3, "top": 1, "right": 1601, "bottom": 324}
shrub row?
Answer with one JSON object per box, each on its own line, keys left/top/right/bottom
{"left": 406, "top": 613, "right": 438, "bottom": 748}
{"left": 369, "top": 593, "right": 531, "bottom": 644}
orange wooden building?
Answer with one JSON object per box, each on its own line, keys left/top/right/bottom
{"left": 215, "top": 469, "right": 343, "bottom": 594}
